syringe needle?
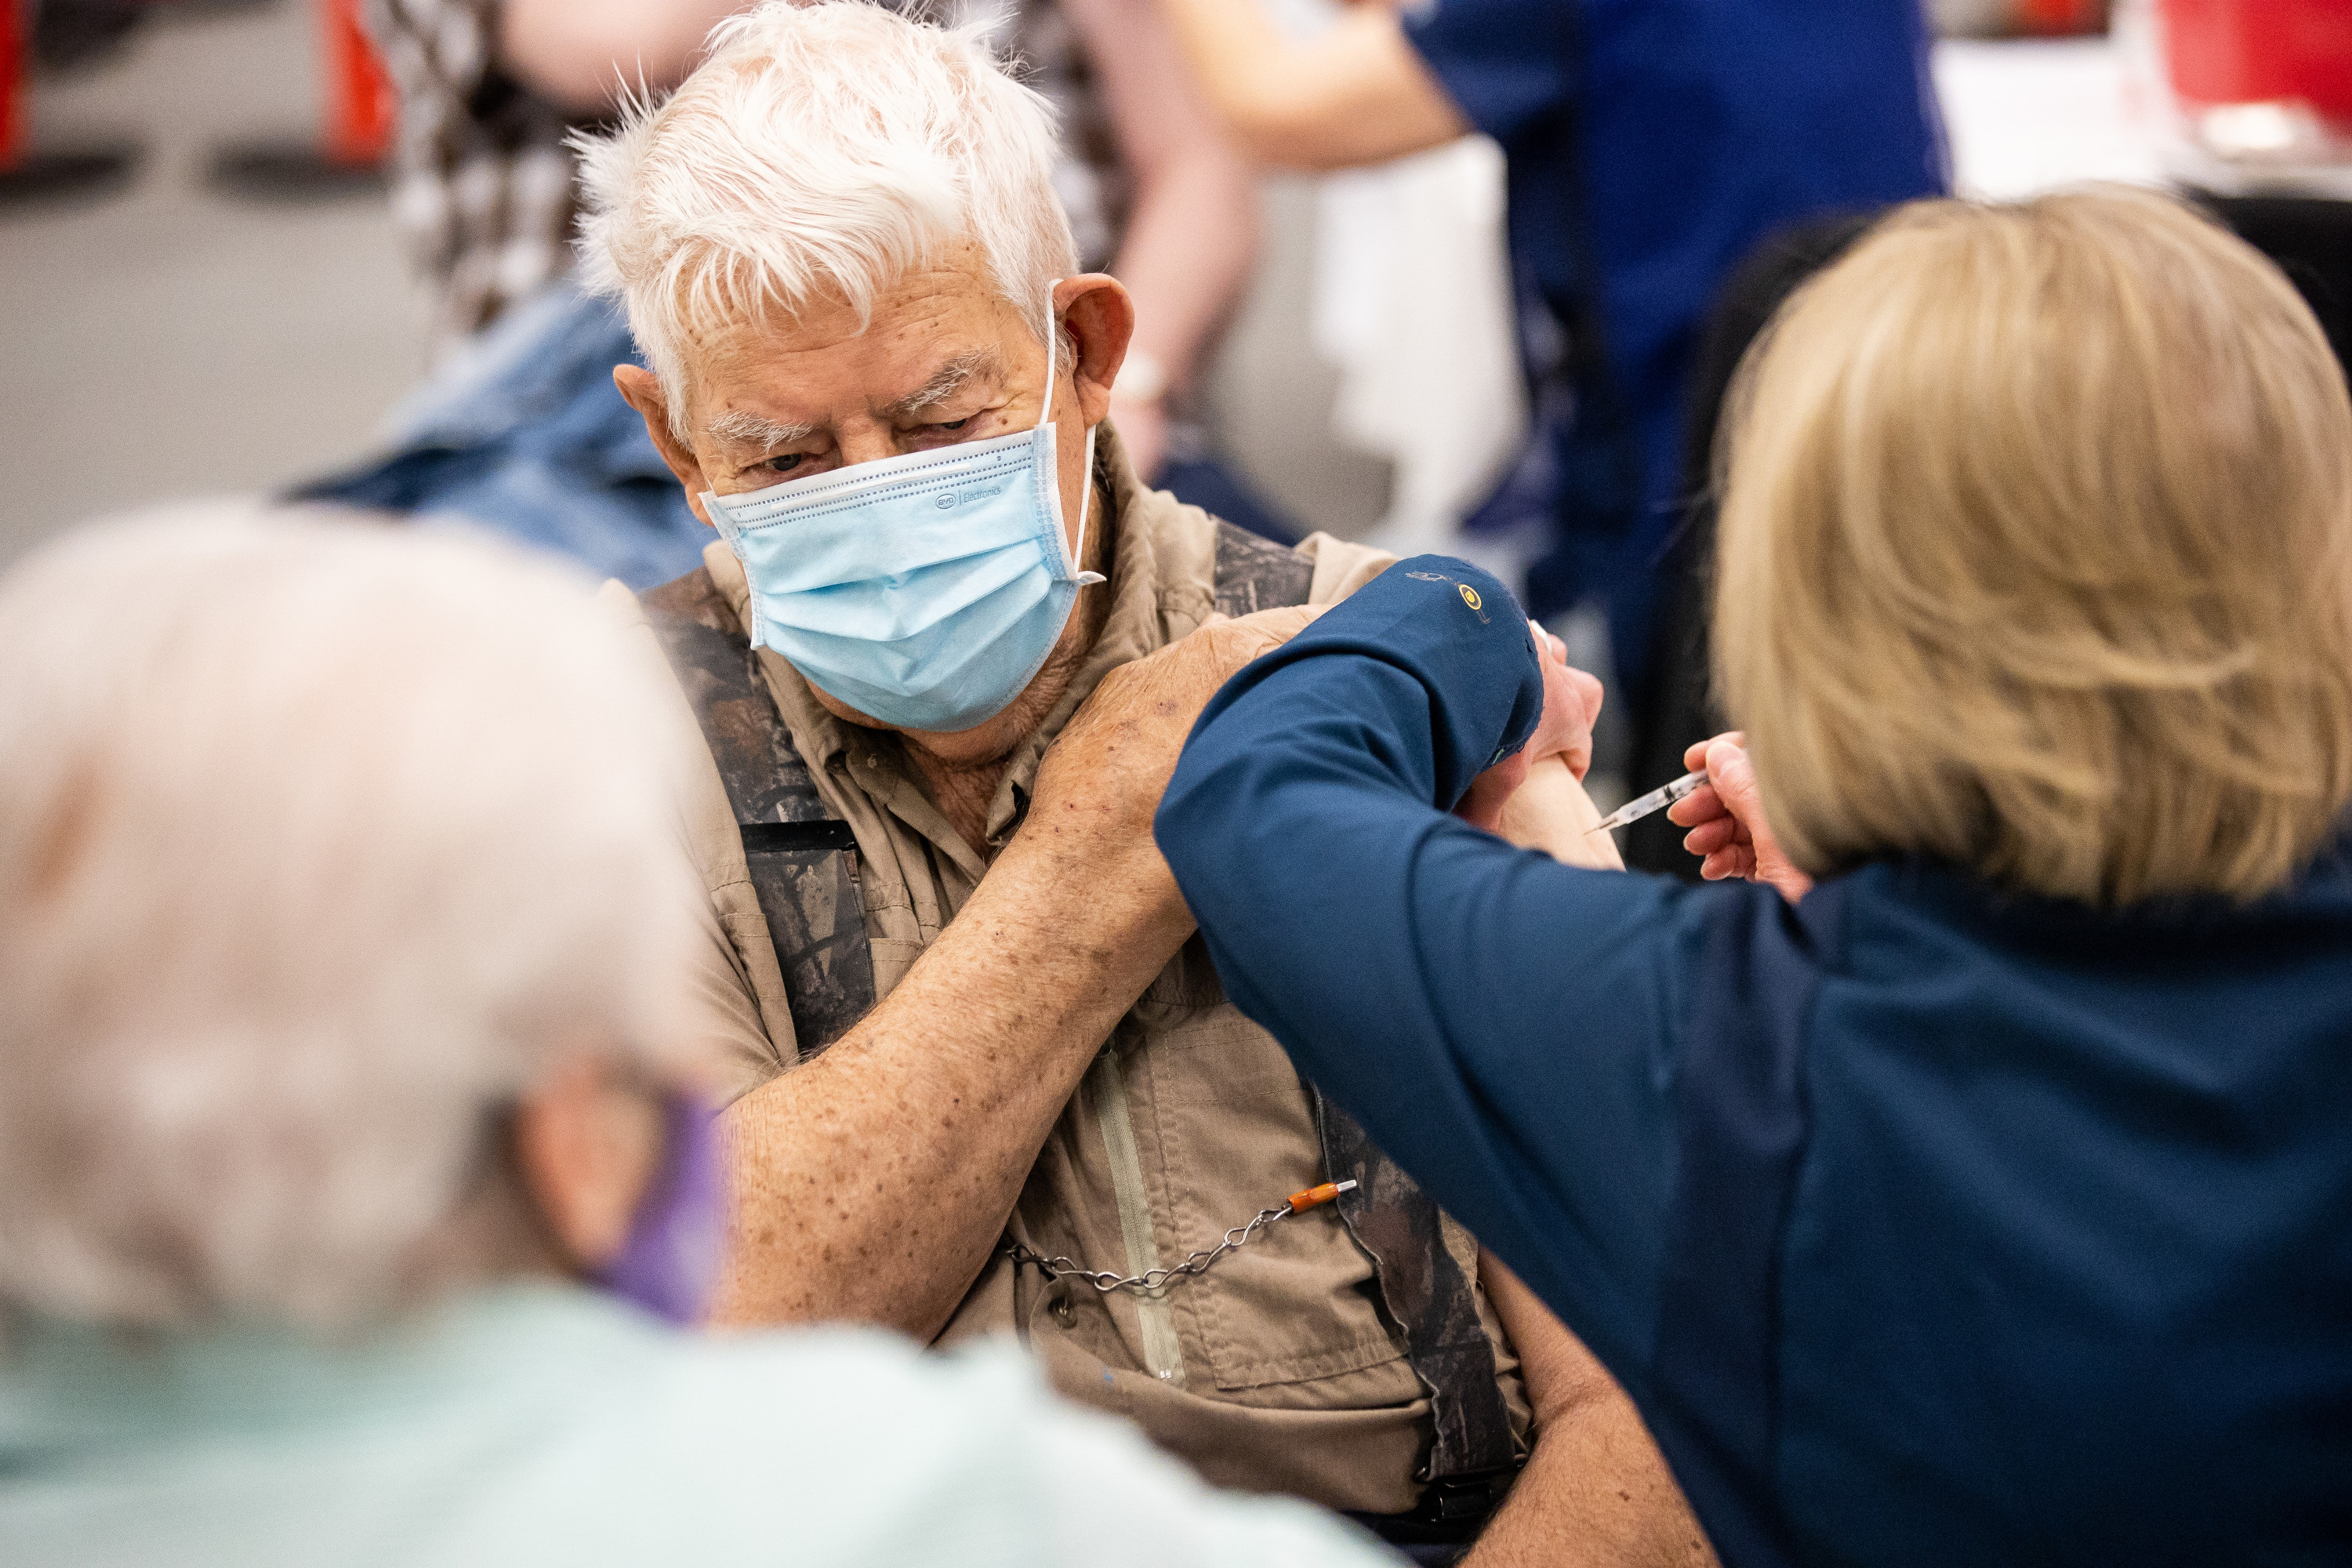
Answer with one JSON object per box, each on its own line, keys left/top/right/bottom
{"left": 1588, "top": 769, "right": 1710, "bottom": 835}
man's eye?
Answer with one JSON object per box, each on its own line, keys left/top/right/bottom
{"left": 762, "top": 454, "right": 804, "bottom": 474}
{"left": 931, "top": 416, "right": 971, "bottom": 432}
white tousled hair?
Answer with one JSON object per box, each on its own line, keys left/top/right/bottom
{"left": 574, "top": 1, "right": 1078, "bottom": 435}
{"left": 0, "top": 506, "right": 701, "bottom": 1330}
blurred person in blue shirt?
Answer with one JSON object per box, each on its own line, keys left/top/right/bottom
{"left": 1148, "top": 191, "right": 2352, "bottom": 1565}
{"left": 1156, "top": 0, "right": 1944, "bottom": 715}
{"left": 0, "top": 505, "right": 1392, "bottom": 1568}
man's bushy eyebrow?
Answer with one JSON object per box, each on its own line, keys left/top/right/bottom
{"left": 886, "top": 347, "right": 997, "bottom": 417}
{"left": 702, "top": 347, "right": 999, "bottom": 445}
{"left": 707, "top": 409, "right": 817, "bottom": 448}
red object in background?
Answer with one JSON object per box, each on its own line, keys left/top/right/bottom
{"left": 0, "top": 0, "right": 138, "bottom": 199}
{"left": 2, "top": 0, "right": 28, "bottom": 169}
{"left": 2161, "top": 0, "right": 2352, "bottom": 122}
{"left": 321, "top": 0, "right": 395, "bottom": 166}
{"left": 206, "top": 0, "right": 396, "bottom": 198}
{"left": 2016, "top": 0, "right": 2110, "bottom": 34}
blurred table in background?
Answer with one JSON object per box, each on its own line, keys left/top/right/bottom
{"left": 1936, "top": 38, "right": 2166, "bottom": 198}
{"left": 1933, "top": 21, "right": 2352, "bottom": 378}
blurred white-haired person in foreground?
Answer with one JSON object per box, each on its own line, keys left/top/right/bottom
{"left": 0, "top": 506, "right": 1392, "bottom": 1567}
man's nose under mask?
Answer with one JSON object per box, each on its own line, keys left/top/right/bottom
{"left": 701, "top": 325, "right": 1104, "bottom": 735}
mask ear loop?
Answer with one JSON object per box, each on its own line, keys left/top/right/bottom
{"left": 1040, "top": 297, "right": 1109, "bottom": 587}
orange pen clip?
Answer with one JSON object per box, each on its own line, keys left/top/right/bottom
{"left": 1285, "top": 1178, "right": 1359, "bottom": 1214}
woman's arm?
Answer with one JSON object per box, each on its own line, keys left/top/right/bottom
{"left": 1062, "top": 0, "right": 1261, "bottom": 479}
{"left": 1154, "top": 557, "right": 1702, "bottom": 1377}
{"left": 499, "top": 0, "right": 746, "bottom": 113}
{"left": 1153, "top": 0, "right": 1468, "bottom": 170}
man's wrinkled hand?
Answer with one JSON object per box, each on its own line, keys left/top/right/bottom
{"left": 1028, "top": 604, "right": 1327, "bottom": 853}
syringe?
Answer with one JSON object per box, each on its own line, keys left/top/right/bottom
{"left": 1587, "top": 769, "right": 1709, "bottom": 835}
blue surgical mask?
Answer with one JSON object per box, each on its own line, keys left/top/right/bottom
{"left": 700, "top": 321, "right": 1105, "bottom": 734}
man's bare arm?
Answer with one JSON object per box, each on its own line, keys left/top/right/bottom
{"left": 1468, "top": 739, "right": 1708, "bottom": 1563}
{"left": 711, "top": 608, "right": 1322, "bottom": 1338}
{"left": 1062, "top": 0, "right": 1261, "bottom": 481}
{"left": 499, "top": 0, "right": 747, "bottom": 112}
{"left": 1497, "top": 756, "right": 1624, "bottom": 871}
{"left": 1467, "top": 1252, "right": 1720, "bottom": 1568}
{"left": 1155, "top": 0, "right": 1467, "bottom": 171}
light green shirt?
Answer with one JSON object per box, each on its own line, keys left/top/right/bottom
{"left": 0, "top": 1284, "right": 1396, "bottom": 1566}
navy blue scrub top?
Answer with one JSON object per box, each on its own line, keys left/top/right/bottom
{"left": 1401, "top": 0, "right": 1946, "bottom": 676}
{"left": 1156, "top": 557, "right": 2352, "bottom": 1567}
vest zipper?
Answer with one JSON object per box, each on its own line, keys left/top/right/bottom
{"left": 1083, "top": 1049, "right": 1187, "bottom": 1386}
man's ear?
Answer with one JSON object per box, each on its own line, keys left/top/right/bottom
{"left": 614, "top": 365, "right": 717, "bottom": 530}
{"left": 1052, "top": 274, "right": 1135, "bottom": 429}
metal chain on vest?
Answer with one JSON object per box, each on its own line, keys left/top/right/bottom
{"left": 1004, "top": 1179, "right": 1355, "bottom": 1295}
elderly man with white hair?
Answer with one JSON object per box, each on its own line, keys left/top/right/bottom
{"left": 0, "top": 506, "right": 1397, "bottom": 1566}
{"left": 579, "top": 5, "right": 1707, "bottom": 1561}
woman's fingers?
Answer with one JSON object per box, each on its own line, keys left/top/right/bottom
{"left": 1700, "top": 844, "right": 1756, "bottom": 882}
{"left": 1568, "top": 666, "right": 1605, "bottom": 732}
{"left": 1525, "top": 656, "right": 1601, "bottom": 779}
{"left": 1682, "top": 815, "right": 1742, "bottom": 857}
{"left": 1704, "top": 739, "right": 1772, "bottom": 833}
{"left": 1682, "top": 729, "right": 1745, "bottom": 773}
{"left": 1528, "top": 619, "right": 1566, "bottom": 666}
{"left": 1697, "top": 736, "right": 1816, "bottom": 902}
{"left": 1667, "top": 780, "right": 1724, "bottom": 827}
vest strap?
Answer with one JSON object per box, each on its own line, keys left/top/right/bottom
{"left": 640, "top": 568, "right": 877, "bottom": 1059}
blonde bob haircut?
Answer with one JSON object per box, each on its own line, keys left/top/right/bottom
{"left": 1714, "top": 187, "right": 2352, "bottom": 906}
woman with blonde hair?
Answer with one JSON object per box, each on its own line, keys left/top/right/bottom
{"left": 1149, "top": 187, "right": 2352, "bottom": 1564}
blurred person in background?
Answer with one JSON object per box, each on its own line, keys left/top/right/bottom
{"left": 0, "top": 506, "right": 1396, "bottom": 1568}
{"left": 303, "top": 0, "right": 1284, "bottom": 586}
{"left": 1155, "top": 0, "right": 1947, "bottom": 853}
{"left": 575, "top": 5, "right": 1711, "bottom": 1559}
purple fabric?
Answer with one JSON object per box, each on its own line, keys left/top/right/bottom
{"left": 592, "top": 1096, "right": 728, "bottom": 1326}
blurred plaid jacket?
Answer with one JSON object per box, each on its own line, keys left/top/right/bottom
{"left": 363, "top": 0, "right": 1127, "bottom": 353}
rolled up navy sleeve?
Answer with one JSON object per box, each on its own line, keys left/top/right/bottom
{"left": 1156, "top": 557, "right": 1705, "bottom": 1386}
